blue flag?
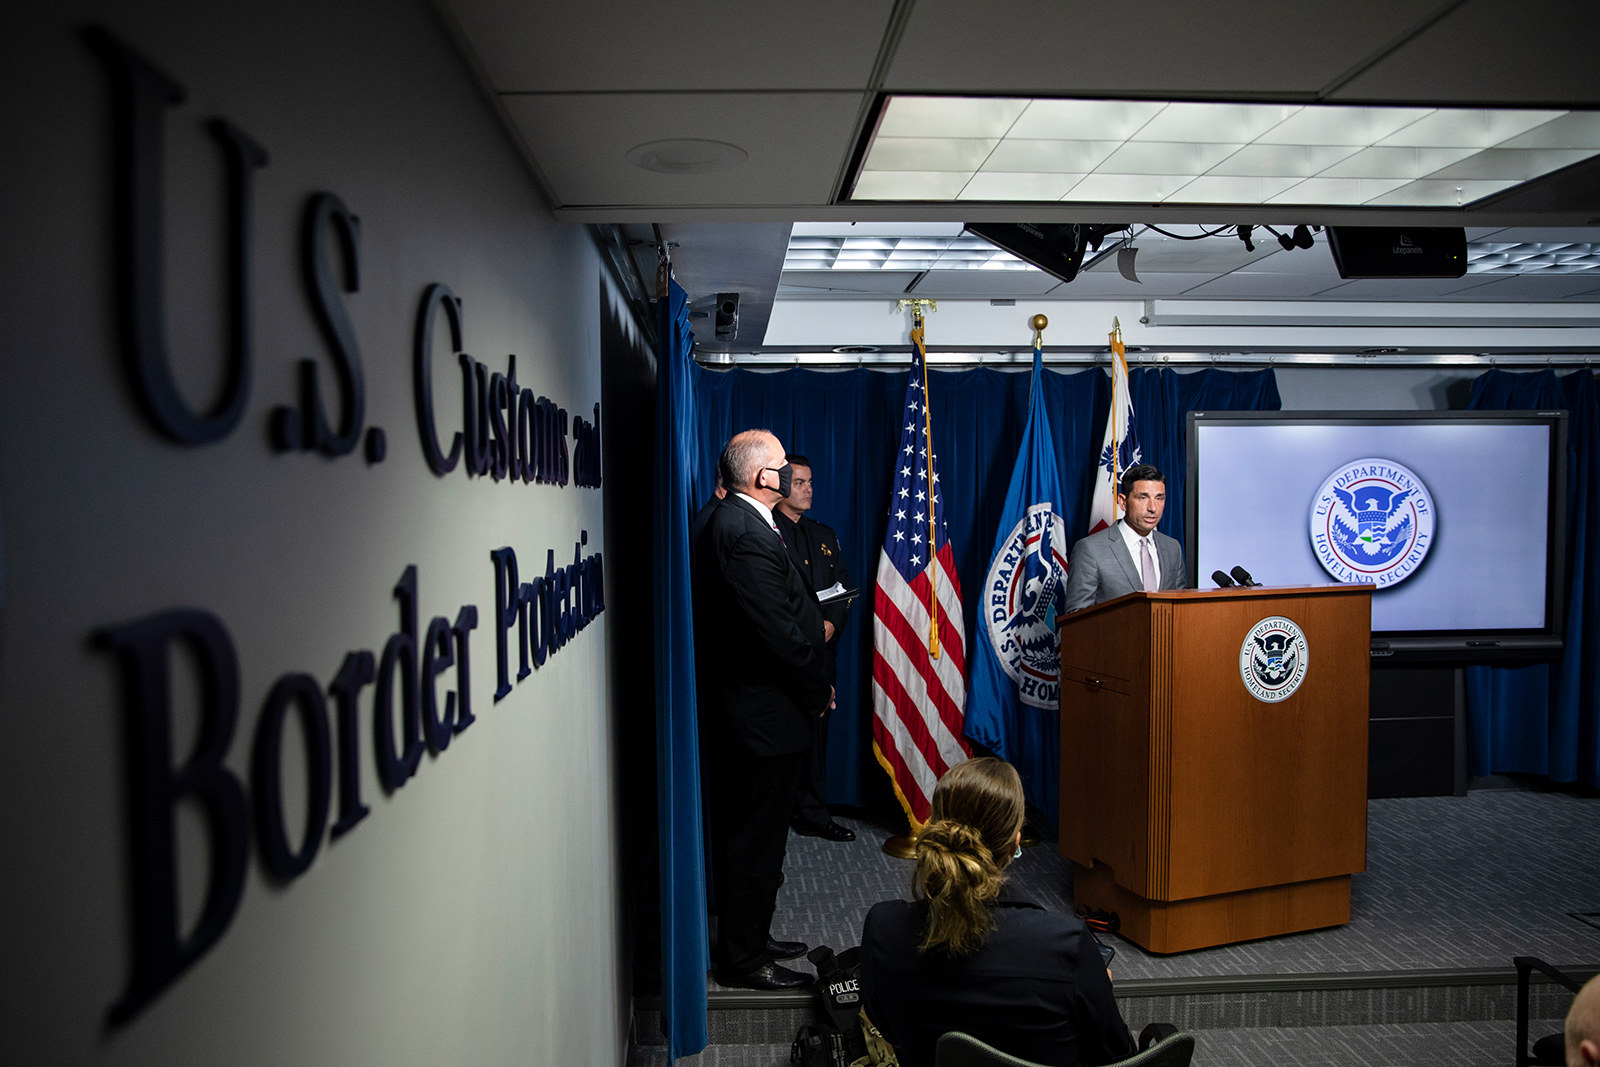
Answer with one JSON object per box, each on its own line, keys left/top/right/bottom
{"left": 965, "top": 339, "right": 1069, "bottom": 819}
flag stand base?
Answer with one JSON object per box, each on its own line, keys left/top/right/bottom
{"left": 881, "top": 834, "right": 916, "bottom": 859}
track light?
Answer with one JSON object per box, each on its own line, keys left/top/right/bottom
{"left": 1237, "top": 225, "right": 1255, "bottom": 253}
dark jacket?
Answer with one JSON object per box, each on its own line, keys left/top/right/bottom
{"left": 860, "top": 896, "right": 1135, "bottom": 1067}
{"left": 774, "top": 511, "right": 851, "bottom": 681}
{"left": 695, "top": 494, "right": 830, "bottom": 758}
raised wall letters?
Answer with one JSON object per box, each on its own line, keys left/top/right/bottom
{"left": 271, "top": 193, "right": 382, "bottom": 462}
{"left": 97, "top": 566, "right": 492, "bottom": 1021}
{"left": 490, "top": 536, "right": 605, "bottom": 701}
{"left": 86, "top": 27, "right": 267, "bottom": 445}
{"left": 99, "top": 610, "right": 249, "bottom": 1023}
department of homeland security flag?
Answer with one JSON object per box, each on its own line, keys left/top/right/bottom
{"left": 965, "top": 335, "right": 1069, "bottom": 818}
{"left": 871, "top": 326, "right": 968, "bottom": 827}
{"left": 1087, "top": 324, "right": 1141, "bottom": 533}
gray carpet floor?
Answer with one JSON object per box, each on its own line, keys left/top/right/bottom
{"left": 644, "top": 788, "right": 1599, "bottom": 1066}
{"left": 761, "top": 789, "right": 1600, "bottom": 981}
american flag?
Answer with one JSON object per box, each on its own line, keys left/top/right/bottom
{"left": 1087, "top": 322, "right": 1141, "bottom": 534}
{"left": 870, "top": 328, "right": 968, "bottom": 828}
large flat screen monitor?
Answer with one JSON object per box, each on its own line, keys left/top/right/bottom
{"left": 1186, "top": 410, "right": 1568, "bottom": 658}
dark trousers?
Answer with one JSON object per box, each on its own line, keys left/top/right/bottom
{"left": 791, "top": 712, "right": 831, "bottom": 828}
{"left": 711, "top": 749, "right": 805, "bottom": 975}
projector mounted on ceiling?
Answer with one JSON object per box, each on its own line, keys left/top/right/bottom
{"left": 964, "top": 222, "right": 1127, "bottom": 285}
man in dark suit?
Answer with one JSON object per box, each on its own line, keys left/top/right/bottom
{"left": 695, "top": 430, "right": 833, "bottom": 990}
{"left": 773, "top": 454, "right": 856, "bottom": 843}
{"left": 1063, "top": 463, "right": 1188, "bottom": 613}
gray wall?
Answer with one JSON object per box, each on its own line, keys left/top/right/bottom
{"left": 0, "top": 2, "right": 633, "bottom": 1063}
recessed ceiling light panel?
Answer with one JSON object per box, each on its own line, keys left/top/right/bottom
{"left": 848, "top": 96, "right": 1600, "bottom": 208}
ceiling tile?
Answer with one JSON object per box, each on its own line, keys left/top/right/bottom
{"left": 1209, "top": 144, "right": 1360, "bottom": 177}
{"left": 909, "top": 271, "right": 1069, "bottom": 297}
{"left": 1049, "top": 272, "right": 1209, "bottom": 298}
{"left": 1009, "top": 100, "right": 1167, "bottom": 140}
{"left": 1267, "top": 177, "right": 1413, "bottom": 204}
{"left": 439, "top": 0, "right": 895, "bottom": 91}
{"left": 1448, "top": 274, "right": 1600, "bottom": 300}
{"left": 778, "top": 271, "right": 926, "bottom": 296}
{"left": 1321, "top": 276, "right": 1505, "bottom": 299}
{"left": 1097, "top": 141, "right": 1242, "bottom": 175}
{"left": 876, "top": 97, "right": 1028, "bottom": 138}
{"left": 1179, "top": 271, "right": 1371, "bottom": 299}
{"left": 1318, "top": 147, "right": 1477, "bottom": 179}
{"left": 852, "top": 170, "right": 972, "bottom": 199}
{"left": 1063, "top": 173, "right": 1192, "bottom": 201}
{"left": 884, "top": 0, "right": 1450, "bottom": 97}
{"left": 1331, "top": 0, "right": 1600, "bottom": 106}
{"left": 1425, "top": 149, "right": 1594, "bottom": 181}
{"left": 982, "top": 139, "right": 1122, "bottom": 172}
{"left": 1255, "top": 107, "right": 1435, "bottom": 147}
{"left": 1367, "top": 178, "right": 1520, "bottom": 207}
{"left": 1131, "top": 103, "right": 1298, "bottom": 144}
{"left": 1169, "top": 174, "right": 1303, "bottom": 203}
{"left": 862, "top": 137, "right": 1000, "bottom": 171}
{"left": 502, "top": 91, "right": 863, "bottom": 207}
{"left": 958, "top": 172, "right": 1083, "bottom": 200}
{"left": 1499, "top": 112, "right": 1600, "bottom": 149}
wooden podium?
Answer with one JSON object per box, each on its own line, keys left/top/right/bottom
{"left": 1056, "top": 584, "right": 1372, "bottom": 954}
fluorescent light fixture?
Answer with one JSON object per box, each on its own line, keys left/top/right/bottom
{"left": 781, "top": 234, "right": 1033, "bottom": 273}
{"left": 849, "top": 96, "right": 1600, "bottom": 207}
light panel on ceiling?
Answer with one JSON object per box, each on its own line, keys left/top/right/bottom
{"left": 849, "top": 96, "right": 1600, "bottom": 207}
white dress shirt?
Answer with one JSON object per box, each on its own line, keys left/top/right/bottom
{"left": 1115, "top": 518, "right": 1160, "bottom": 589}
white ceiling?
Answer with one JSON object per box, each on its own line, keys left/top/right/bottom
{"left": 433, "top": 0, "right": 1600, "bottom": 354}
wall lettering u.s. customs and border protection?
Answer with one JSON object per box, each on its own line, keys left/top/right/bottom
{"left": 573, "top": 404, "right": 602, "bottom": 488}
{"left": 271, "top": 192, "right": 384, "bottom": 463}
{"left": 82, "top": 24, "right": 605, "bottom": 1024}
{"left": 84, "top": 27, "right": 267, "bottom": 446}
{"left": 97, "top": 566, "right": 483, "bottom": 1023}
{"left": 489, "top": 535, "right": 606, "bottom": 702}
{"left": 86, "top": 27, "right": 599, "bottom": 478}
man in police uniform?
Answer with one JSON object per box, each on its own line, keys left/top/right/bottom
{"left": 773, "top": 453, "right": 856, "bottom": 842}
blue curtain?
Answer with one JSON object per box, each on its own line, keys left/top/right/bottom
{"left": 1128, "top": 367, "right": 1284, "bottom": 544}
{"left": 1465, "top": 368, "right": 1600, "bottom": 787}
{"left": 652, "top": 278, "right": 708, "bottom": 1058}
{"left": 691, "top": 364, "right": 1280, "bottom": 812}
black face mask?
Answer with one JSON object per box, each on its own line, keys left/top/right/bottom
{"left": 763, "top": 463, "right": 793, "bottom": 498}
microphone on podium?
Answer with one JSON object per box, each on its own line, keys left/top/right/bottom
{"left": 1211, "top": 569, "right": 1237, "bottom": 588}
{"left": 1230, "top": 565, "right": 1261, "bottom": 587}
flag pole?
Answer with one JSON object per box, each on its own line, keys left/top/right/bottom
{"left": 1109, "top": 316, "right": 1126, "bottom": 523}
{"left": 884, "top": 298, "right": 940, "bottom": 859}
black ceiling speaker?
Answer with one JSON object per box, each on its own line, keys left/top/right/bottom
{"left": 1327, "top": 227, "right": 1468, "bottom": 279}
{"left": 965, "top": 222, "right": 1125, "bottom": 285}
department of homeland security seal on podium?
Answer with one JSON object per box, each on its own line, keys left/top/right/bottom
{"left": 1309, "top": 457, "right": 1435, "bottom": 588}
{"left": 983, "top": 502, "right": 1070, "bottom": 708}
{"left": 1239, "top": 615, "right": 1310, "bottom": 703}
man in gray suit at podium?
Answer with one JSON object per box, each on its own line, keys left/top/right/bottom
{"left": 1064, "top": 463, "right": 1188, "bottom": 613}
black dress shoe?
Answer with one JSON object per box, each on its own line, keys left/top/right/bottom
{"left": 793, "top": 819, "right": 856, "bottom": 842}
{"left": 766, "top": 937, "right": 808, "bottom": 961}
{"left": 715, "top": 961, "right": 811, "bottom": 991}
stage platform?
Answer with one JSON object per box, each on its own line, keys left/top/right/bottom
{"left": 632, "top": 787, "right": 1599, "bottom": 1066}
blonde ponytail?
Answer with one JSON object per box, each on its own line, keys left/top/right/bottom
{"left": 909, "top": 758, "right": 1026, "bottom": 956}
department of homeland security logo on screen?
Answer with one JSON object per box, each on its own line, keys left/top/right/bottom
{"left": 1239, "top": 615, "right": 1310, "bottom": 703}
{"left": 983, "top": 503, "right": 1069, "bottom": 709}
{"left": 1308, "top": 458, "right": 1435, "bottom": 588}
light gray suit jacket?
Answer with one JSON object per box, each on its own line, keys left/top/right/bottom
{"left": 1063, "top": 524, "right": 1187, "bottom": 613}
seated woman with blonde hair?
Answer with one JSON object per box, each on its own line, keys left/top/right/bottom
{"left": 860, "top": 758, "right": 1135, "bottom": 1067}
